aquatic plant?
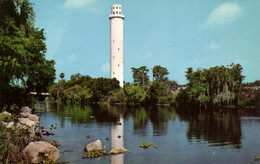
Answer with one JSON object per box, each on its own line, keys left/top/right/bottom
{"left": 41, "top": 159, "right": 58, "bottom": 164}
{"left": 82, "top": 149, "right": 108, "bottom": 159}
{"left": 139, "top": 143, "right": 152, "bottom": 149}
{"left": 50, "top": 124, "right": 57, "bottom": 129}
{"left": 51, "top": 140, "right": 60, "bottom": 147}
{"left": 139, "top": 143, "right": 158, "bottom": 149}
{"left": 86, "top": 135, "right": 90, "bottom": 138}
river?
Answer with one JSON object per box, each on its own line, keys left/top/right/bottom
{"left": 34, "top": 101, "right": 260, "bottom": 164}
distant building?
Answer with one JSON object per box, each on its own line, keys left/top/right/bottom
{"left": 109, "top": 4, "right": 125, "bottom": 87}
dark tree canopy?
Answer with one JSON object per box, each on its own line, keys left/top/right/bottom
{"left": 176, "top": 64, "right": 244, "bottom": 109}
{"left": 0, "top": 0, "right": 56, "bottom": 108}
{"left": 131, "top": 66, "right": 150, "bottom": 90}
{"left": 49, "top": 74, "right": 120, "bottom": 103}
{"left": 59, "top": 72, "right": 65, "bottom": 80}
{"left": 152, "top": 65, "right": 169, "bottom": 82}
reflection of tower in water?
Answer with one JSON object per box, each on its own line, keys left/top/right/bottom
{"left": 111, "top": 115, "right": 124, "bottom": 164}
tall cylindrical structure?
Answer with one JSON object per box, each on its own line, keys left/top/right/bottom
{"left": 109, "top": 4, "right": 125, "bottom": 87}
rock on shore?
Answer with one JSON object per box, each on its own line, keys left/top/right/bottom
{"left": 1, "top": 106, "right": 60, "bottom": 163}
{"left": 23, "top": 141, "right": 60, "bottom": 163}
{"left": 84, "top": 140, "right": 103, "bottom": 152}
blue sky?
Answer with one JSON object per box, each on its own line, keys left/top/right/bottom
{"left": 31, "top": 0, "right": 260, "bottom": 84}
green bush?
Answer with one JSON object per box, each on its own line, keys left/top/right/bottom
{"left": 0, "top": 126, "right": 8, "bottom": 161}
{"left": 124, "top": 85, "right": 146, "bottom": 104}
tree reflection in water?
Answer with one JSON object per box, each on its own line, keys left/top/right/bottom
{"left": 176, "top": 108, "right": 242, "bottom": 149}
{"left": 35, "top": 101, "right": 243, "bottom": 151}
{"left": 132, "top": 106, "right": 176, "bottom": 136}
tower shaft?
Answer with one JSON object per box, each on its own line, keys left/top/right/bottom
{"left": 109, "top": 4, "right": 124, "bottom": 87}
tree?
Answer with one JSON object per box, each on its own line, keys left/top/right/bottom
{"left": 70, "top": 73, "right": 81, "bottom": 81}
{"left": 59, "top": 73, "right": 65, "bottom": 80}
{"left": 0, "top": 0, "right": 56, "bottom": 108}
{"left": 176, "top": 64, "right": 244, "bottom": 109}
{"left": 145, "top": 81, "right": 166, "bottom": 105}
{"left": 131, "top": 66, "right": 150, "bottom": 90}
{"left": 124, "top": 84, "right": 146, "bottom": 104}
{"left": 165, "top": 80, "right": 178, "bottom": 94}
{"left": 26, "top": 59, "right": 55, "bottom": 93}
{"left": 152, "top": 65, "right": 169, "bottom": 82}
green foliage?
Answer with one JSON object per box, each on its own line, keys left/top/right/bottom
{"left": 124, "top": 84, "right": 146, "bottom": 104}
{"left": 139, "top": 142, "right": 153, "bottom": 149}
{"left": 49, "top": 74, "right": 120, "bottom": 103}
{"left": 82, "top": 149, "right": 108, "bottom": 159}
{"left": 109, "top": 84, "right": 146, "bottom": 104}
{"left": 40, "top": 160, "right": 58, "bottom": 164}
{"left": 176, "top": 64, "right": 244, "bottom": 109}
{"left": 152, "top": 65, "right": 169, "bottom": 82}
{"left": 0, "top": 122, "right": 31, "bottom": 163}
{"left": 110, "top": 89, "right": 125, "bottom": 103}
{"left": 145, "top": 81, "right": 166, "bottom": 105}
{"left": 241, "top": 89, "right": 260, "bottom": 108}
{"left": 131, "top": 66, "right": 150, "bottom": 90}
{"left": 0, "top": 126, "right": 8, "bottom": 161}
{"left": 129, "top": 65, "right": 177, "bottom": 106}
{"left": 59, "top": 72, "right": 65, "bottom": 80}
{"left": 252, "top": 90, "right": 260, "bottom": 108}
{"left": 52, "top": 64, "right": 177, "bottom": 105}
{"left": 91, "top": 77, "right": 120, "bottom": 102}
{"left": 0, "top": 0, "right": 56, "bottom": 108}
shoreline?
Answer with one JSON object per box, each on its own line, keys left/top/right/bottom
{"left": 0, "top": 106, "right": 60, "bottom": 163}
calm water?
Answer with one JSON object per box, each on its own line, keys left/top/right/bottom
{"left": 34, "top": 102, "right": 260, "bottom": 164}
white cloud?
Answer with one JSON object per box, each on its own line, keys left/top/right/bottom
{"left": 101, "top": 62, "right": 110, "bottom": 73}
{"left": 204, "top": 2, "right": 242, "bottom": 27}
{"left": 204, "top": 41, "right": 221, "bottom": 51}
{"left": 64, "top": 0, "right": 96, "bottom": 8}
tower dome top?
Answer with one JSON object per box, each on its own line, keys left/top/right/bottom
{"left": 109, "top": 4, "right": 125, "bottom": 19}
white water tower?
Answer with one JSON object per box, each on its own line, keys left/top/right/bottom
{"left": 109, "top": 4, "right": 125, "bottom": 87}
